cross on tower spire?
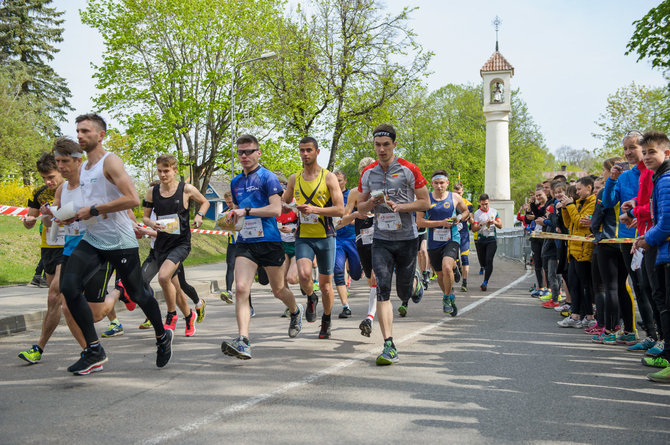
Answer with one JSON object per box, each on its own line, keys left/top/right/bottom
{"left": 492, "top": 16, "right": 502, "bottom": 51}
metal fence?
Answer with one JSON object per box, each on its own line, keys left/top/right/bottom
{"left": 492, "top": 228, "right": 531, "bottom": 266}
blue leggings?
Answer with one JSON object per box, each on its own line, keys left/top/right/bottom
{"left": 334, "top": 238, "right": 362, "bottom": 285}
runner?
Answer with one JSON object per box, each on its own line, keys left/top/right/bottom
{"left": 357, "top": 124, "right": 430, "bottom": 365}
{"left": 333, "top": 170, "right": 363, "bottom": 319}
{"left": 221, "top": 134, "right": 303, "bottom": 359}
{"left": 143, "top": 154, "right": 209, "bottom": 337}
{"left": 18, "top": 153, "right": 66, "bottom": 364}
{"left": 276, "top": 175, "right": 300, "bottom": 317}
{"left": 472, "top": 194, "right": 502, "bottom": 291}
{"left": 417, "top": 170, "right": 469, "bottom": 316}
{"left": 60, "top": 113, "right": 172, "bottom": 374}
{"left": 219, "top": 191, "right": 236, "bottom": 304}
{"left": 283, "top": 137, "right": 344, "bottom": 339}
{"left": 453, "top": 183, "right": 474, "bottom": 292}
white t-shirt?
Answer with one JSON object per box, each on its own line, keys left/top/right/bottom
{"left": 474, "top": 208, "right": 499, "bottom": 239}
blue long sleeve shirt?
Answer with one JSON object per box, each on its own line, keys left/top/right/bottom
{"left": 601, "top": 166, "right": 640, "bottom": 239}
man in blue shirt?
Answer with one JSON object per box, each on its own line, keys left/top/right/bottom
{"left": 221, "top": 135, "right": 303, "bottom": 360}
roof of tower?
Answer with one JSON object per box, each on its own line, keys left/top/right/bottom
{"left": 480, "top": 51, "right": 514, "bottom": 75}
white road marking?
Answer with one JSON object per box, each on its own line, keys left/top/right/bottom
{"left": 140, "top": 270, "right": 532, "bottom": 445}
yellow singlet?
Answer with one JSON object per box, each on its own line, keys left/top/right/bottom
{"left": 294, "top": 168, "right": 334, "bottom": 238}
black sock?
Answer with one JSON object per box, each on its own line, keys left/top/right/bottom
{"left": 463, "top": 278, "right": 467, "bottom": 286}
{"left": 322, "top": 313, "right": 331, "bottom": 323}
{"left": 89, "top": 342, "right": 100, "bottom": 350}
{"left": 34, "top": 345, "right": 44, "bottom": 354}
{"left": 168, "top": 310, "right": 177, "bottom": 317}
{"left": 384, "top": 337, "right": 395, "bottom": 348}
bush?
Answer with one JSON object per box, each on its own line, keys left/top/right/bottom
{"left": 0, "top": 181, "right": 33, "bottom": 206}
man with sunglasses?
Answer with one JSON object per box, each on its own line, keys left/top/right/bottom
{"left": 221, "top": 135, "right": 304, "bottom": 360}
{"left": 283, "top": 137, "right": 344, "bottom": 339}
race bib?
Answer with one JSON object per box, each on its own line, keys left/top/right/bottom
{"left": 300, "top": 212, "right": 319, "bottom": 224}
{"left": 240, "top": 218, "right": 264, "bottom": 239}
{"left": 457, "top": 222, "right": 464, "bottom": 231}
{"left": 280, "top": 223, "right": 297, "bottom": 242}
{"left": 157, "top": 214, "right": 180, "bottom": 235}
{"left": 433, "top": 228, "right": 451, "bottom": 242}
{"left": 377, "top": 212, "right": 402, "bottom": 231}
{"left": 63, "top": 221, "right": 86, "bottom": 237}
{"left": 361, "top": 227, "right": 374, "bottom": 245}
{"left": 46, "top": 224, "right": 65, "bottom": 246}
{"left": 332, "top": 216, "right": 342, "bottom": 228}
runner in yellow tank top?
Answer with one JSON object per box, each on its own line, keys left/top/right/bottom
{"left": 284, "top": 137, "right": 344, "bottom": 339}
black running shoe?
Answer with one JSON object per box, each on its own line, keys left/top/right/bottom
{"left": 319, "top": 317, "right": 331, "bottom": 339}
{"left": 453, "top": 265, "right": 461, "bottom": 283}
{"left": 338, "top": 307, "right": 352, "bottom": 319}
{"left": 306, "top": 294, "right": 319, "bottom": 323}
{"left": 156, "top": 329, "right": 173, "bottom": 368}
{"left": 67, "top": 345, "right": 108, "bottom": 375}
{"left": 359, "top": 318, "right": 372, "bottom": 337}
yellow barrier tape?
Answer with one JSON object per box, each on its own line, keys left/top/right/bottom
{"left": 530, "top": 232, "right": 636, "bottom": 244}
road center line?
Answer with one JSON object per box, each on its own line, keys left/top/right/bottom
{"left": 141, "top": 270, "right": 532, "bottom": 445}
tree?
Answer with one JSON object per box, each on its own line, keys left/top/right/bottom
{"left": 593, "top": 82, "right": 670, "bottom": 157}
{"left": 82, "top": 0, "right": 286, "bottom": 193}
{"left": 553, "top": 145, "right": 595, "bottom": 172}
{"left": 626, "top": 1, "right": 670, "bottom": 76}
{"left": 0, "top": 0, "right": 72, "bottom": 126}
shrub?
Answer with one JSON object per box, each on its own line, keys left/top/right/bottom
{"left": 0, "top": 181, "right": 33, "bottom": 206}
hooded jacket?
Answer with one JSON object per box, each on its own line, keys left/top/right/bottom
{"left": 602, "top": 165, "right": 640, "bottom": 239}
{"left": 645, "top": 160, "right": 670, "bottom": 265}
{"left": 590, "top": 189, "right": 617, "bottom": 242}
{"left": 562, "top": 194, "right": 596, "bottom": 262}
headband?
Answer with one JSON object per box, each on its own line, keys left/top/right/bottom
{"left": 54, "top": 151, "right": 83, "bottom": 158}
{"left": 373, "top": 131, "right": 395, "bottom": 141}
{"left": 431, "top": 175, "right": 448, "bottom": 180}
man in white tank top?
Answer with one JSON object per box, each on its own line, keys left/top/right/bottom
{"left": 60, "top": 113, "right": 173, "bottom": 375}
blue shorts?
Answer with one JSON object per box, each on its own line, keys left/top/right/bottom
{"left": 295, "top": 236, "right": 336, "bottom": 275}
{"left": 460, "top": 235, "right": 470, "bottom": 265}
{"left": 334, "top": 238, "right": 362, "bottom": 285}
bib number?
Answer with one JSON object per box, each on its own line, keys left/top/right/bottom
{"left": 361, "top": 227, "right": 374, "bottom": 245}
{"left": 240, "top": 218, "right": 264, "bottom": 239}
{"left": 300, "top": 212, "right": 319, "bottom": 225}
{"left": 47, "top": 224, "right": 65, "bottom": 246}
{"left": 157, "top": 214, "right": 180, "bottom": 235}
{"left": 280, "top": 223, "right": 296, "bottom": 242}
{"left": 377, "top": 212, "right": 402, "bottom": 231}
{"left": 63, "top": 221, "right": 86, "bottom": 237}
{"left": 433, "top": 228, "right": 451, "bottom": 242}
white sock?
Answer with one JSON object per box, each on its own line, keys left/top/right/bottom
{"left": 367, "top": 286, "right": 377, "bottom": 319}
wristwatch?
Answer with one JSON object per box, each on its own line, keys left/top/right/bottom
{"left": 245, "top": 207, "right": 251, "bottom": 216}
{"left": 90, "top": 205, "right": 99, "bottom": 216}
{"left": 196, "top": 211, "right": 204, "bottom": 217}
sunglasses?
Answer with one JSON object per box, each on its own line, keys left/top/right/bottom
{"left": 237, "top": 148, "right": 258, "bottom": 156}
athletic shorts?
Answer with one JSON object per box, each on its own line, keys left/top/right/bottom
{"left": 236, "top": 242, "right": 286, "bottom": 268}
{"left": 283, "top": 241, "right": 296, "bottom": 258}
{"left": 155, "top": 242, "right": 191, "bottom": 268}
{"left": 41, "top": 247, "right": 64, "bottom": 275}
{"left": 60, "top": 255, "right": 114, "bottom": 303}
{"left": 356, "top": 241, "right": 373, "bottom": 279}
{"left": 428, "top": 241, "right": 460, "bottom": 272}
{"left": 460, "top": 250, "right": 470, "bottom": 266}
{"left": 295, "top": 236, "right": 336, "bottom": 275}
{"left": 417, "top": 232, "right": 427, "bottom": 250}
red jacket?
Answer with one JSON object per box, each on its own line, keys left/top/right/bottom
{"left": 633, "top": 161, "right": 653, "bottom": 235}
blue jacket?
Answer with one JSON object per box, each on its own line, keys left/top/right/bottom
{"left": 645, "top": 160, "right": 670, "bottom": 265}
{"left": 602, "top": 166, "right": 641, "bottom": 239}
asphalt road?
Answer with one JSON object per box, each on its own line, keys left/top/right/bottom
{"left": 1, "top": 260, "right": 669, "bottom": 445}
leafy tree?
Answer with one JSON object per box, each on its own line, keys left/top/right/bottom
{"left": 593, "top": 82, "right": 670, "bottom": 157}
{"left": 553, "top": 145, "right": 595, "bottom": 172}
{"left": 0, "top": 0, "right": 72, "bottom": 126}
{"left": 626, "top": 1, "right": 670, "bottom": 76}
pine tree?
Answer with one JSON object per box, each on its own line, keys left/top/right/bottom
{"left": 0, "top": 0, "right": 72, "bottom": 128}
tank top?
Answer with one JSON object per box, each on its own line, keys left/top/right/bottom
{"left": 60, "top": 182, "right": 86, "bottom": 256}
{"left": 294, "top": 168, "right": 334, "bottom": 238}
{"left": 152, "top": 181, "right": 190, "bottom": 252}
{"left": 80, "top": 152, "right": 138, "bottom": 250}
{"left": 426, "top": 192, "right": 460, "bottom": 250}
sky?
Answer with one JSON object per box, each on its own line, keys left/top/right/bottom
{"left": 51, "top": 0, "right": 667, "bottom": 160}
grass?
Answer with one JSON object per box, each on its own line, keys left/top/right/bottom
{"left": 0, "top": 214, "right": 228, "bottom": 285}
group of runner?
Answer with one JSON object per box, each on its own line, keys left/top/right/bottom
{"left": 18, "top": 117, "right": 504, "bottom": 371}
{"left": 519, "top": 130, "right": 670, "bottom": 383}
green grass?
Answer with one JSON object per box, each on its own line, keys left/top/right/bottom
{"left": 0, "top": 214, "right": 228, "bottom": 285}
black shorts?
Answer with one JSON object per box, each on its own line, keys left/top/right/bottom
{"left": 428, "top": 241, "right": 460, "bottom": 272}
{"left": 41, "top": 247, "right": 64, "bottom": 275}
{"left": 60, "top": 255, "right": 115, "bottom": 303}
{"left": 236, "top": 242, "right": 286, "bottom": 268}
{"left": 417, "top": 232, "right": 427, "bottom": 250}
{"left": 155, "top": 243, "right": 191, "bottom": 268}
{"left": 356, "top": 241, "right": 373, "bottom": 279}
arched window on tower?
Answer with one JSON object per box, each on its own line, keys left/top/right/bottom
{"left": 490, "top": 80, "right": 504, "bottom": 103}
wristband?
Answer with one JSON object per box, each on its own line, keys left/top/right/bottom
{"left": 196, "top": 211, "right": 204, "bottom": 217}
{"left": 627, "top": 208, "right": 634, "bottom": 219}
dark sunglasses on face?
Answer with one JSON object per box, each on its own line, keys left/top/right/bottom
{"left": 237, "top": 148, "right": 258, "bottom": 156}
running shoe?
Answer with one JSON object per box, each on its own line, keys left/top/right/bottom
{"left": 554, "top": 303, "right": 571, "bottom": 313}
{"left": 318, "top": 317, "right": 331, "bottom": 339}
{"left": 538, "top": 290, "right": 553, "bottom": 301}
{"left": 18, "top": 345, "right": 42, "bottom": 364}
{"left": 479, "top": 267, "right": 484, "bottom": 275}
{"left": 460, "top": 283, "right": 468, "bottom": 292}
{"left": 67, "top": 344, "right": 108, "bottom": 375}
{"left": 480, "top": 281, "right": 487, "bottom": 292}
{"left": 281, "top": 307, "right": 290, "bottom": 318}
{"left": 220, "top": 290, "right": 234, "bottom": 304}
{"left": 641, "top": 356, "right": 670, "bottom": 368}
{"left": 627, "top": 337, "right": 657, "bottom": 352}
{"left": 101, "top": 322, "right": 124, "bottom": 338}
{"left": 250, "top": 305, "right": 255, "bottom": 318}
{"left": 288, "top": 304, "right": 303, "bottom": 338}
{"left": 585, "top": 323, "right": 602, "bottom": 335}
{"left": 221, "top": 336, "right": 251, "bottom": 360}
{"left": 542, "top": 300, "right": 560, "bottom": 309}
{"left": 560, "top": 307, "right": 572, "bottom": 318}
{"left": 530, "top": 288, "right": 543, "bottom": 298}
{"left": 646, "top": 340, "right": 665, "bottom": 357}
{"left": 557, "top": 317, "right": 580, "bottom": 328}
{"left": 139, "top": 319, "right": 152, "bottom": 329}
{"left": 195, "top": 299, "right": 206, "bottom": 323}
{"left": 29, "top": 275, "right": 41, "bottom": 286}
{"left": 376, "top": 340, "right": 399, "bottom": 365}
{"left": 338, "top": 306, "right": 352, "bottom": 319}
{"left": 359, "top": 318, "right": 372, "bottom": 337}
{"left": 412, "top": 269, "right": 424, "bottom": 303}
{"left": 313, "top": 282, "right": 320, "bottom": 293}
{"left": 422, "top": 273, "right": 430, "bottom": 291}
{"left": 398, "top": 304, "right": 408, "bottom": 317}
{"left": 617, "top": 332, "right": 638, "bottom": 346}
{"left": 592, "top": 331, "right": 613, "bottom": 344}
{"left": 453, "top": 265, "right": 461, "bottom": 283}
{"left": 115, "top": 279, "right": 136, "bottom": 311}
{"left": 647, "top": 366, "right": 670, "bottom": 383}
{"left": 306, "top": 294, "right": 319, "bottom": 322}
{"left": 430, "top": 272, "right": 437, "bottom": 280}
{"left": 156, "top": 329, "right": 173, "bottom": 367}
{"left": 184, "top": 310, "right": 196, "bottom": 337}
{"left": 164, "top": 313, "right": 177, "bottom": 331}
{"left": 443, "top": 294, "right": 454, "bottom": 314}
{"left": 581, "top": 319, "right": 598, "bottom": 330}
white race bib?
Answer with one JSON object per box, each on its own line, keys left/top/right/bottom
{"left": 240, "top": 218, "right": 264, "bottom": 239}
{"left": 433, "top": 228, "right": 451, "bottom": 242}
{"left": 456, "top": 222, "right": 464, "bottom": 231}
{"left": 377, "top": 212, "right": 402, "bottom": 231}
{"left": 280, "top": 223, "right": 297, "bottom": 243}
{"left": 46, "top": 224, "right": 65, "bottom": 246}
{"left": 157, "top": 214, "right": 180, "bottom": 235}
{"left": 361, "top": 227, "right": 374, "bottom": 245}
{"left": 300, "top": 212, "right": 319, "bottom": 224}
{"left": 63, "top": 221, "right": 86, "bottom": 237}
